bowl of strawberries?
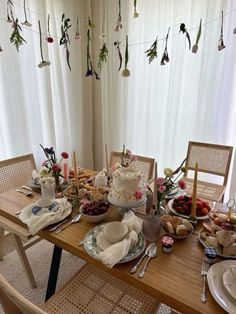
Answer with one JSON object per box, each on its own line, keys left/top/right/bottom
{"left": 168, "top": 195, "right": 211, "bottom": 220}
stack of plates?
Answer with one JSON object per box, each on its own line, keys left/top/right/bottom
{"left": 207, "top": 260, "right": 236, "bottom": 313}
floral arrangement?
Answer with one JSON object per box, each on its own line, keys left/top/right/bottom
{"left": 155, "top": 158, "right": 187, "bottom": 205}
{"left": 60, "top": 14, "right": 72, "bottom": 70}
{"left": 120, "top": 145, "right": 137, "bottom": 167}
{"left": 39, "top": 144, "right": 69, "bottom": 191}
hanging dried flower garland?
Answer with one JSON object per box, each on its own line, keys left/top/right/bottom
{"left": 114, "top": 0, "right": 122, "bottom": 31}
{"left": 75, "top": 15, "right": 80, "bottom": 41}
{"left": 6, "top": 0, "right": 14, "bottom": 23}
{"left": 192, "top": 18, "right": 202, "bottom": 53}
{"left": 38, "top": 20, "right": 50, "bottom": 68}
{"left": 10, "top": 18, "right": 26, "bottom": 51}
{"left": 161, "top": 27, "right": 170, "bottom": 65}
{"left": 122, "top": 35, "right": 130, "bottom": 77}
{"left": 218, "top": 10, "right": 226, "bottom": 51}
{"left": 145, "top": 37, "right": 158, "bottom": 63}
{"left": 133, "top": 0, "right": 139, "bottom": 18}
{"left": 114, "top": 41, "right": 122, "bottom": 71}
{"left": 85, "top": 17, "right": 100, "bottom": 79}
{"left": 21, "top": 0, "right": 32, "bottom": 27}
{"left": 179, "top": 23, "right": 191, "bottom": 50}
{"left": 59, "top": 14, "right": 72, "bottom": 70}
{"left": 46, "top": 14, "right": 53, "bottom": 43}
{"left": 98, "top": 11, "right": 108, "bottom": 72}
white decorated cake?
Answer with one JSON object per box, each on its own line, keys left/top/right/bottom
{"left": 108, "top": 166, "right": 144, "bottom": 203}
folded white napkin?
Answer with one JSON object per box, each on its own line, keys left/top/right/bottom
{"left": 99, "top": 212, "right": 143, "bottom": 268}
{"left": 19, "top": 198, "right": 72, "bottom": 235}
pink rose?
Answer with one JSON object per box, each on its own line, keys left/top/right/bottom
{"left": 51, "top": 163, "right": 61, "bottom": 172}
{"left": 61, "top": 152, "right": 69, "bottom": 159}
{"left": 134, "top": 191, "right": 142, "bottom": 200}
{"left": 156, "top": 177, "right": 165, "bottom": 186}
{"left": 178, "top": 179, "right": 186, "bottom": 189}
{"left": 131, "top": 155, "right": 138, "bottom": 162}
{"left": 158, "top": 185, "right": 166, "bottom": 193}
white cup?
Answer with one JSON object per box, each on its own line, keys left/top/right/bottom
{"left": 94, "top": 175, "right": 107, "bottom": 187}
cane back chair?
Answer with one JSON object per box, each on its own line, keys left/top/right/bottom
{"left": 183, "top": 141, "right": 233, "bottom": 202}
{"left": 109, "top": 151, "right": 155, "bottom": 183}
{"left": 0, "top": 263, "right": 159, "bottom": 314}
{"left": 0, "top": 153, "right": 40, "bottom": 288}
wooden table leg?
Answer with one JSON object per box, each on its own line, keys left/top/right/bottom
{"left": 45, "top": 245, "right": 62, "bottom": 302}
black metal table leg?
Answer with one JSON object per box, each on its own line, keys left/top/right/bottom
{"left": 45, "top": 245, "right": 62, "bottom": 302}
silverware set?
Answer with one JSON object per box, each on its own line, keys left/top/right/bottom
{"left": 16, "top": 185, "right": 33, "bottom": 196}
{"left": 130, "top": 243, "right": 157, "bottom": 278}
{"left": 49, "top": 213, "right": 81, "bottom": 234}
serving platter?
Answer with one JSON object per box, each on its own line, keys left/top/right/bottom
{"left": 83, "top": 223, "right": 146, "bottom": 264}
{"left": 168, "top": 199, "right": 209, "bottom": 220}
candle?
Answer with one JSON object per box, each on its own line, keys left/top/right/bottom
{"left": 105, "top": 143, "right": 109, "bottom": 177}
{"left": 73, "top": 151, "right": 79, "bottom": 191}
{"left": 191, "top": 162, "right": 198, "bottom": 218}
{"left": 153, "top": 162, "right": 158, "bottom": 212}
{"left": 63, "top": 163, "right": 68, "bottom": 182}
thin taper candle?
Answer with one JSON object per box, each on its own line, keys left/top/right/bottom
{"left": 191, "top": 162, "right": 198, "bottom": 218}
{"left": 105, "top": 143, "right": 109, "bottom": 177}
{"left": 153, "top": 161, "right": 158, "bottom": 211}
{"left": 73, "top": 151, "right": 79, "bottom": 191}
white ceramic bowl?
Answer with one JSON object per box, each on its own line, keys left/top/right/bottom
{"left": 79, "top": 205, "right": 109, "bottom": 223}
{"left": 103, "top": 221, "right": 128, "bottom": 244}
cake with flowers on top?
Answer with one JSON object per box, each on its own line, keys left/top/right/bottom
{"left": 108, "top": 166, "right": 144, "bottom": 203}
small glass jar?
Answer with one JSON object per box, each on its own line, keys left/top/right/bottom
{"left": 40, "top": 177, "right": 55, "bottom": 200}
{"left": 204, "top": 247, "right": 217, "bottom": 264}
{"left": 162, "top": 236, "right": 174, "bottom": 253}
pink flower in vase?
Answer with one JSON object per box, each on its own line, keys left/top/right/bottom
{"left": 158, "top": 185, "right": 166, "bottom": 193}
{"left": 178, "top": 179, "right": 186, "bottom": 189}
{"left": 156, "top": 177, "right": 165, "bottom": 186}
{"left": 61, "top": 152, "right": 69, "bottom": 159}
{"left": 51, "top": 163, "right": 61, "bottom": 173}
{"left": 134, "top": 191, "right": 142, "bottom": 200}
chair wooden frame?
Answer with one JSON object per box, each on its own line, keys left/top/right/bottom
{"left": 109, "top": 151, "right": 155, "bottom": 182}
{"left": 0, "top": 153, "right": 39, "bottom": 288}
{"left": 183, "top": 141, "right": 233, "bottom": 202}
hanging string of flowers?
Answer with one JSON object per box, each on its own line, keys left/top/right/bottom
{"left": 21, "top": 0, "right": 32, "bottom": 27}
{"left": 114, "top": 40, "right": 122, "bottom": 71}
{"left": 6, "top": 0, "right": 14, "bottom": 23}
{"left": 59, "top": 14, "right": 72, "bottom": 70}
{"left": 10, "top": 18, "right": 26, "bottom": 51}
{"left": 85, "top": 17, "right": 100, "bottom": 79}
{"left": 38, "top": 20, "right": 50, "bottom": 68}
{"left": 98, "top": 11, "right": 108, "bottom": 72}
{"left": 74, "top": 15, "right": 80, "bottom": 41}
{"left": 179, "top": 23, "right": 191, "bottom": 50}
{"left": 133, "top": 0, "right": 139, "bottom": 18}
{"left": 218, "top": 10, "right": 226, "bottom": 51}
{"left": 160, "top": 27, "right": 170, "bottom": 65}
{"left": 192, "top": 18, "right": 202, "bottom": 53}
{"left": 122, "top": 35, "right": 130, "bottom": 77}
{"left": 114, "top": 0, "right": 122, "bottom": 31}
{"left": 145, "top": 37, "right": 158, "bottom": 63}
{"left": 46, "top": 14, "right": 53, "bottom": 43}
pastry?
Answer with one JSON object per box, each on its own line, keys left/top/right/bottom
{"left": 164, "top": 221, "right": 175, "bottom": 234}
{"left": 221, "top": 222, "right": 233, "bottom": 231}
{"left": 222, "top": 244, "right": 236, "bottom": 256}
{"left": 171, "top": 216, "right": 182, "bottom": 229}
{"left": 182, "top": 218, "right": 193, "bottom": 232}
{"left": 215, "top": 230, "right": 235, "bottom": 247}
{"left": 176, "top": 224, "right": 188, "bottom": 236}
{"left": 200, "top": 230, "right": 211, "bottom": 241}
{"left": 205, "top": 236, "right": 219, "bottom": 249}
{"left": 160, "top": 215, "right": 173, "bottom": 223}
{"left": 230, "top": 213, "right": 236, "bottom": 224}
{"left": 217, "top": 213, "right": 228, "bottom": 223}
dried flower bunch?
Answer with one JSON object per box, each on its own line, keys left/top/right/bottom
{"left": 218, "top": 10, "right": 226, "bottom": 51}
{"left": 192, "top": 18, "right": 202, "bottom": 53}
{"left": 21, "top": 0, "right": 32, "bottom": 27}
{"left": 161, "top": 27, "right": 170, "bottom": 65}
{"left": 98, "top": 11, "right": 108, "bottom": 72}
{"left": 6, "top": 0, "right": 14, "bottom": 23}
{"left": 145, "top": 37, "right": 158, "bottom": 63}
{"left": 74, "top": 15, "right": 80, "bottom": 41}
{"left": 122, "top": 35, "right": 130, "bottom": 77}
{"left": 133, "top": 0, "right": 139, "bottom": 18}
{"left": 60, "top": 14, "right": 72, "bottom": 70}
{"left": 10, "top": 18, "right": 26, "bottom": 51}
{"left": 38, "top": 20, "right": 50, "bottom": 68}
{"left": 46, "top": 14, "right": 53, "bottom": 43}
{"left": 179, "top": 23, "right": 191, "bottom": 50}
{"left": 156, "top": 158, "right": 187, "bottom": 204}
{"left": 114, "top": 0, "right": 122, "bottom": 31}
{"left": 114, "top": 41, "right": 122, "bottom": 71}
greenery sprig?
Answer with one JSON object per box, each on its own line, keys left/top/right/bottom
{"left": 114, "top": 41, "right": 122, "bottom": 71}
{"left": 179, "top": 23, "right": 191, "bottom": 50}
{"left": 86, "top": 17, "right": 100, "bottom": 79}
{"left": 98, "top": 43, "right": 108, "bottom": 72}
{"left": 145, "top": 37, "right": 158, "bottom": 63}
{"left": 10, "top": 18, "right": 26, "bottom": 52}
{"left": 60, "top": 14, "right": 72, "bottom": 70}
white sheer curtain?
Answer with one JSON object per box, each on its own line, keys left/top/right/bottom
{"left": 0, "top": 0, "right": 94, "bottom": 168}
{"left": 99, "top": 0, "right": 236, "bottom": 197}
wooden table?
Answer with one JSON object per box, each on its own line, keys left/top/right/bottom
{"left": 0, "top": 189, "right": 226, "bottom": 314}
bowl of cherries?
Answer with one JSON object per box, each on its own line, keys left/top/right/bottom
{"left": 79, "top": 200, "right": 110, "bottom": 223}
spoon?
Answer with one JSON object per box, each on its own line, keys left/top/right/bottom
{"left": 130, "top": 243, "right": 156, "bottom": 274}
{"left": 16, "top": 189, "right": 32, "bottom": 196}
{"left": 138, "top": 244, "right": 157, "bottom": 278}
{"left": 54, "top": 214, "right": 81, "bottom": 234}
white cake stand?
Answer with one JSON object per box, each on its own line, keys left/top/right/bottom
{"left": 107, "top": 195, "right": 147, "bottom": 216}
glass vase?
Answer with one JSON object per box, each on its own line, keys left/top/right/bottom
{"left": 55, "top": 176, "right": 63, "bottom": 197}
{"left": 142, "top": 213, "right": 161, "bottom": 242}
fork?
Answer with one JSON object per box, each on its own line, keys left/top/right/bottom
{"left": 201, "top": 261, "right": 209, "bottom": 303}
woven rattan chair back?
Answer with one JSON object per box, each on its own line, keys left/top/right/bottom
{"left": 184, "top": 141, "right": 233, "bottom": 185}
{"left": 109, "top": 151, "right": 155, "bottom": 182}
{"left": 0, "top": 154, "right": 36, "bottom": 193}
{"left": 0, "top": 264, "right": 159, "bottom": 314}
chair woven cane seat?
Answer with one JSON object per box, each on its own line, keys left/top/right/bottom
{"left": 43, "top": 263, "right": 159, "bottom": 314}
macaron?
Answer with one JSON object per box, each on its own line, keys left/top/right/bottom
{"left": 217, "top": 213, "right": 229, "bottom": 223}
{"left": 221, "top": 222, "right": 233, "bottom": 230}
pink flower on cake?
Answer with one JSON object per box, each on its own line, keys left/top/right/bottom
{"left": 134, "top": 191, "right": 142, "bottom": 200}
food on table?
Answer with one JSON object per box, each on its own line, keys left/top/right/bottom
{"left": 108, "top": 166, "right": 143, "bottom": 203}
{"left": 209, "top": 211, "right": 236, "bottom": 231}
{"left": 200, "top": 226, "right": 236, "bottom": 256}
{"left": 80, "top": 200, "right": 109, "bottom": 216}
{"left": 161, "top": 215, "right": 193, "bottom": 237}
{"left": 172, "top": 195, "right": 211, "bottom": 217}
